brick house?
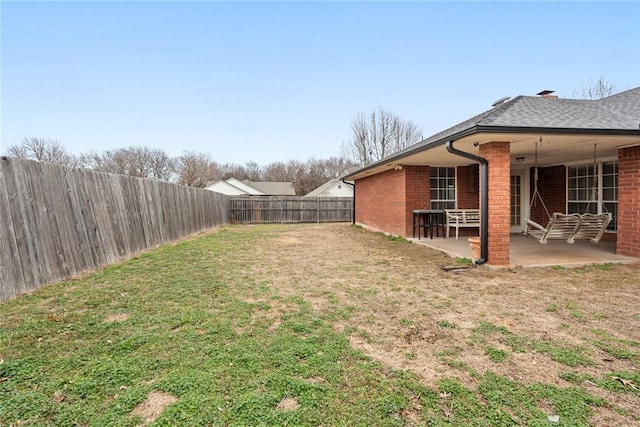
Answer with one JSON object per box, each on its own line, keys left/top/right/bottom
{"left": 343, "top": 88, "right": 640, "bottom": 266}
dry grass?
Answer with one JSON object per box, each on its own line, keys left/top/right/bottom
{"left": 2, "top": 222, "right": 638, "bottom": 425}
{"left": 247, "top": 223, "right": 640, "bottom": 424}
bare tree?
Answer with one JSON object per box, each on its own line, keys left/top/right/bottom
{"left": 261, "top": 156, "right": 357, "bottom": 195}
{"left": 341, "top": 108, "right": 422, "bottom": 166}
{"left": 573, "top": 76, "right": 617, "bottom": 100}
{"left": 244, "top": 161, "right": 263, "bottom": 181}
{"left": 79, "top": 146, "right": 175, "bottom": 181}
{"left": 218, "top": 163, "right": 249, "bottom": 180}
{"left": 176, "top": 151, "right": 219, "bottom": 187}
{"left": 323, "top": 156, "right": 359, "bottom": 178}
{"left": 262, "top": 161, "right": 292, "bottom": 182}
{"left": 6, "top": 137, "right": 77, "bottom": 166}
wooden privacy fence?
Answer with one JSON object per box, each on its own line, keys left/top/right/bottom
{"left": 0, "top": 157, "right": 229, "bottom": 301}
{"left": 229, "top": 195, "right": 353, "bottom": 224}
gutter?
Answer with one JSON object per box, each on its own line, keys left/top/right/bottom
{"left": 341, "top": 179, "right": 356, "bottom": 224}
{"left": 344, "top": 125, "right": 640, "bottom": 181}
{"left": 446, "top": 140, "right": 488, "bottom": 265}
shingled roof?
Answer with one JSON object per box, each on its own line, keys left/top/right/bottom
{"left": 246, "top": 181, "right": 296, "bottom": 196}
{"left": 345, "top": 87, "right": 640, "bottom": 179}
{"left": 419, "top": 87, "right": 640, "bottom": 147}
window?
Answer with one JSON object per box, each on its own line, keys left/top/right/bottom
{"left": 510, "top": 175, "right": 521, "bottom": 226}
{"left": 430, "top": 167, "right": 455, "bottom": 210}
{"left": 602, "top": 161, "right": 618, "bottom": 231}
{"left": 567, "top": 161, "right": 617, "bottom": 231}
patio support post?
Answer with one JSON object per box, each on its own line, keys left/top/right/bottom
{"left": 479, "top": 141, "right": 511, "bottom": 266}
{"left": 446, "top": 140, "right": 488, "bottom": 264}
{"left": 617, "top": 146, "right": 640, "bottom": 257}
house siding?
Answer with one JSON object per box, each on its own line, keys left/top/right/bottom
{"left": 480, "top": 142, "right": 511, "bottom": 266}
{"left": 617, "top": 146, "right": 640, "bottom": 257}
{"left": 355, "top": 166, "right": 430, "bottom": 237}
{"left": 405, "top": 166, "right": 431, "bottom": 236}
{"left": 456, "top": 165, "right": 480, "bottom": 209}
{"left": 529, "top": 166, "right": 566, "bottom": 226}
{"left": 355, "top": 169, "right": 407, "bottom": 237}
{"left": 450, "top": 165, "right": 481, "bottom": 238}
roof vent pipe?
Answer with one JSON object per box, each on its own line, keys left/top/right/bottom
{"left": 445, "top": 140, "right": 488, "bottom": 265}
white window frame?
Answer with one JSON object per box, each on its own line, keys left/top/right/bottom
{"left": 566, "top": 161, "right": 618, "bottom": 232}
{"left": 430, "top": 167, "right": 456, "bottom": 210}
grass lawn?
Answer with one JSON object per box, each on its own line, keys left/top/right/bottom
{"left": 1, "top": 223, "right": 639, "bottom": 426}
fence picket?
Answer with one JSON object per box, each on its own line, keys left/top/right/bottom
{"left": 0, "top": 158, "right": 230, "bottom": 301}
{"left": 0, "top": 158, "right": 352, "bottom": 301}
{"left": 229, "top": 196, "right": 352, "bottom": 224}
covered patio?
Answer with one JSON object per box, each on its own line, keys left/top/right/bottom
{"left": 411, "top": 233, "right": 637, "bottom": 268}
{"left": 345, "top": 88, "right": 640, "bottom": 266}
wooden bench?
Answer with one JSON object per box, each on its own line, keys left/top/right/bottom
{"left": 444, "top": 209, "right": 480, "bottom": 239}
{"left": 525, "top": 213, "right": 581, "bottom": 244}
{"left": 526, "top": 212, "right": 611, "bottom": 244}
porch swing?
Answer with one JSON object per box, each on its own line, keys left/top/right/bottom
{"left": 523, "top": 140, "right": 612, "bottom": 244}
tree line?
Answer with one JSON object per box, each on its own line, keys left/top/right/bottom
{"left": 4, "top": 78, "right": 614, "bottom": 194}
{"left": 3, "top": 107, "right": 426, "bottom": 195}
{"left": 3, "top": 138, "right": 360, "bottom": 196}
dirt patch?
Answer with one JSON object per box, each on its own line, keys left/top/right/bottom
{"left": 130, "top": 391, "right": 177, "bottom": 426}
{"left": 104, "top": 313, "right": 130, "bottom": 323}
{"left": 276, "top": 396, "right": 299, "bottom": 411}
{"left": 246, "top": 223, "right": 640, "bottom": 424}
{"left": 306, "top": 376, "right": 325, "bottom": 384}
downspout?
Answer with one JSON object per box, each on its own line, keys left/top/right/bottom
{"left": 445, "top": 140, "right": 488, "bottom": 265}
{"left": 341, "top": 179, "right": 356, "bottom": 224}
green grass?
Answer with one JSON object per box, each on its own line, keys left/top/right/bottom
{"left": 590, "top": 329, "right": 639, "bottom": 361}
{"left": 437, "top": 320, "right": 457, "bottom": 329}
{"left": 0, "top": 227, "right": 437, "bottom": 426}
{"left": 383, "top": 234, "right": 410, "bottom": 243}
{"left": 472, "top": 322, "right": 591, "bottom": 365}
{"left": 484, "top": 346, "right": 509, "bottom": 362}
{"left": 0, "top": 225, "right": 633, "bottom": 426}
{"left": 559, "top": 371, "right": 640, "bottom": 398}
{"left": 434, "top": 373, "right": 604, "bottom": 426}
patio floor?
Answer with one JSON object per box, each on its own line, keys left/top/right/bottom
{"left": 410, "top": 233, "right": 638, "bottom": 268}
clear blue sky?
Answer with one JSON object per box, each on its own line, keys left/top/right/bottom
{"left": 2, "top": 1, "right": 638, "bottom": 165}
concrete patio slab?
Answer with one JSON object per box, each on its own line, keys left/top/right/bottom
{"left": 411, "top": 233, "right": 638, "bottom": 268}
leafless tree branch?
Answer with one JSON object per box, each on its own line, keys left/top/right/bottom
{"left": 341, "top": 108, "right": 422, "bottom": 166}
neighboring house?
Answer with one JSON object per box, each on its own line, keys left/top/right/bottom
{"left": 343, "top": 88, "right": 640, "bottom": 266}
{"left": 246, "top": 181, "right": 296, "bottom": 196}
{"left": 305, "top": 179, "right": 354, "bottom": 197}
{"left": 204, "top": 177, "right": 263, "bottom": 195}
{"left": 204, "top": 178, "right": 296, "bottom": 196}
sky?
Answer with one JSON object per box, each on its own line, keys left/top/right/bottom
{"left": 1, "top": 1, "right": 639, "bottom": 166}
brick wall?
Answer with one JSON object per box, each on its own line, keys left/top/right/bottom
{"left": 528, "top": 165, "right": 566, "bottom": 225}
{"left": 617, "top": 146, "right": 640, "bottom": 257}
{"left": 404, "top": 166, "right": 431, "bottom": 235}
{"left": 457, "top": 165, "right": 480, "bottom": 209}
{"left": 479, "top": 142, "right": 511, "bottom": 265}
{"left": 453, "top": 165, "right": 481, "bottom": 238}
{"left": 355, "top": 166, "right": 430, "bottom": 237}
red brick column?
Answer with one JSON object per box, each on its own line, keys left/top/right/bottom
{"left": 479, "top": 142, "right": 511, "bottom": 265}
{"left": 617, "top": 146, "right": 640, "bottom": 257}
